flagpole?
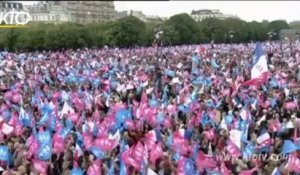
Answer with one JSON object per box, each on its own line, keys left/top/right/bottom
{"left": 154, "top": 27, "right": 163, "bottom": 91}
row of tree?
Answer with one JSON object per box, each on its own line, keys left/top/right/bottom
{"left": 0, "top": 13, "right": 292, "bottom": 51}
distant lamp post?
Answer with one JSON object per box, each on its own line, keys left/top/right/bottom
{"left": 268, "top": 30, "right": 276, "bottom": 40}
{"left": 296, "top": 31, "right": 300, "bottom": 41}
{"left": 87, "top": 11, "right": 91, "bottom": 23}
{"left": 153, "top": 26, "right": 163, "bottom": 84}
{"left": 229, "top": 30, "right": 234, "bottom": 43}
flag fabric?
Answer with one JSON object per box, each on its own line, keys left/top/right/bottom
{"left": 32, "top": 159, "right": 48, "bottom": 174}
{"left": 285, "top": 153, "right": 300, "bottom": 173}
{"left": 243, "top": 43, "right": 270, "bottom": 86}
{"left": 196, "top": 151, "right": 217, "bottom": 171}
{"left": 271, "top": 167, "right": 281, "bottom": 175}
{"left": 226, "top": 140, "right": 241, "bottom": 158}
{"left": 0, "top": 146, "right": 10, "bottom": 162}
{"left": 229, "top": 129, "right": 243, "bottom": 149}
{"left": 282, "top": 140, "right": 299, "bottom": 156}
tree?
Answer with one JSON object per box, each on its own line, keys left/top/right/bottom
{"left": 163, "top": 13, "right": 200, "bottom": 45}
{"left": 0, "top": 16, "right": 294, "bottom": 51}
{"left": 107, "top": 16, "right": 146, "bottom": 47}
{"left": 199, "top": 18, "right": 227, "bottom": 43}
{"left": 246, "top": 21, "right": 268, "bottom": 42}
{"left": 16, "top": 27, "right": 46, "bottom": 51}
{"left": 268, "top": 20, "right": 290, "bottom": 40}
{"left": 144, "top": 22, "right": 159, "bottom": 46}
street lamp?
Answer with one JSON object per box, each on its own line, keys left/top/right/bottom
{"left": 268, "top": 30, "right": 276, "bottom": 40}
{"left": 153, "top": 26, "right": 163, "bottom": 89}
{"left": 87, "top": 11, "right": 91, "bottom": 23}
{"left": 229, "top": 30, "right": 234, "bottom": 43}
{"left": 296, "top": 31, "right": 300, "bottom": 41}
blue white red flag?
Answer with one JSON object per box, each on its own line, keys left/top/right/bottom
{"left": 243, "top": 43, "right": 270, "bottom": 86}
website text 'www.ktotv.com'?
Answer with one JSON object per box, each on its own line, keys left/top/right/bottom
{"left": 214, "top": 152, "right": 291, "bottom": 162}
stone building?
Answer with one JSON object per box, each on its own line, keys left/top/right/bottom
{"left": 28, "top": 1, "right": 68, "bottom": 24}
{"left": 51, "top": 1, "right": 115, "bottom": 24}
{"left": 280, "top": 29, "right": 300, "bottom": 41}
{"left": 191, "top": 9, "right": 238, "bottom": 22}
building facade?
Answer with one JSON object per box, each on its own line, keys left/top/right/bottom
{"left": 280, "top": 29, "right": 300, "bottom": 41}
{"left": 191, "top": 9, "right": 238, "bottom": 22}
{"left": 0, "top": 1, "right": 23, "bottom": 12}
{"left": 115, "top": 10, "right": 164, "bottom": 23}
{"left": 28, "top": 1, "right": 68, "bottom": 24}
{"left": 52, "top": 1, "right": 115, "bottom": 24}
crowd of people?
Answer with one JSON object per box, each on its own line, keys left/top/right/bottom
{"left": 0, "top": 41, "right": 299, "bottom": 175}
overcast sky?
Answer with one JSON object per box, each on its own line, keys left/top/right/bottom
{"left": 21, "top": 1, "right": 300, "bottom": 23}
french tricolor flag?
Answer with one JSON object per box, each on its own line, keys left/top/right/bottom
{"left": 243, "top": 43, "right": 270, "bottom": 87}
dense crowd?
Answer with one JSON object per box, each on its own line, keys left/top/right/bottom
{"left": 0, "top": 41, "right": 300, "bottom": 175}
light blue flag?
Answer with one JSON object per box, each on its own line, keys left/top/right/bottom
{"left": 71, "top": 168, "right": 84, "bottom": 175}
{"left": 0, "top": 146, "right": 10, "bottom": 162}
{"left": 37, "top": 130, "right": 52, "bottom": 146}
{"left": 184, "top": 158, "right": 196, "bottom": 175}
{"left": 38, "top": 144, "right": 52, "bottom": 161}
{"left": 120, "top": 159, "right": 127, "bottom": 175}
{"left": 108, "top": 159, "right": 115, "bottom": 175}
{"left": 192, "top": 55, "right": 200, "bottom": 65}
{"left": 243, "top": 143, "right": 255, "bottom": 159}
{"left": 211, "top": 59, "right": 220, "bottom": 69}
{"left": 90, "top": 146, "right": 106, "bottom": 159}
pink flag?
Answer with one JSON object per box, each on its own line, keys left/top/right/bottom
{"left": 203, "top": 128, "right": 215, "bottom": 141}
{"left": 87, "top": 160, "right": 102, "bottom": 175}
{"left": 167, "top": 104, "right": 177, "bottom": 114}
{"left": 93, "top": 137, "right": 116, "bottom": 152}
{"left": 268, "top": 120, "right": 281, "bottom": 133}
{"left": 83, "top": 133, "right": 93, "bottom": 150}
{"left": 122, "top": 147, "right": 141, "bottom": 170}
{"left": 285, "top": 153, "right": 300, "bottom": 173}
{"left": 14, "top": 122, "right": 23, "bottom": 136}
{"left": 144, "top": 130, "right": 158, "bottom": 150}
{"left": 141, "top": 90, "right": 148, "bottom": 104}
{"left": 221, "top": 161, "right": 230, "bottom": 175}
{"left": 32, "top": 159, "right": 48, "bottom": 175}
{"left": 1, "top": 123, "right": 14, "bottom": 135}
{"left": 226, "top": 140, "right": 241, "bottom": 158}
{"left": 196, "top": 151, "right": 217, "bottom": 171}
{"left": 125, "top": 120, "right": 136, "bottom": 130}
{"left": 52, "top": 135, "right": 65, "bottom": 154}
{"left": 149, "top": 142, "right": 163, "bottom": 164}
{"left": 132, "top": 141, "right": 147, "bottom": 163}
{"left": 284, "top": 101, "right": 298, "bottom": 110}
{"left": 177, "top": 156, "right": 187, "bottom": 175}
{"left": 12, "top": 94, "right": 22, "bottom": 103}
{"left": 222, "top": 89, "right": 231, "bottom": 96}
{"left": 231, "top": 79, "right": 241, "bottom": 96}
{"left": 69, "top": 113, "right": 79, "bottom": 123}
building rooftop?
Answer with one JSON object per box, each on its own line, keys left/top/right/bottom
{"left": 191, "top": 9, "right": 220, "bottom": 15}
